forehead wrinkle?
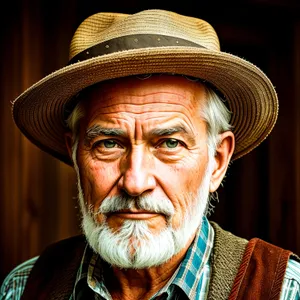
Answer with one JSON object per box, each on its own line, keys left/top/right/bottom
{"left": 142, "top": 111, "right": 203, "bottom": 134}
{"left": 87, "top": 91, "right": 198, "bottom": 112}
{"left": 91, "top": 91, "right": 190, "bottom": 105}
{"left": 87, "top": 103, "right": 199, "bottom": 118}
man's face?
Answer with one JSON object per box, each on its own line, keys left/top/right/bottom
{"left": 72, "top": 75, "right": 216, "bottom": 268}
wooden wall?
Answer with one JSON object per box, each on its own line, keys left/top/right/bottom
{"left": 1, "top": 0, "right": 300, "bottom": 283}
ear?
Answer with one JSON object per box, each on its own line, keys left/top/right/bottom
{"left": 209, "top": 131, "right": 235, "bottom": 192}
{"left": 64, "top": 132, "right": 74, "bottom": 161}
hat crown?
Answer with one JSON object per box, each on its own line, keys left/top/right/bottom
{"left": 69, "top": 9, "right": 220, "bottom": 60}
{"left": 12, "top": 9, "right": 278, "bottom": 165}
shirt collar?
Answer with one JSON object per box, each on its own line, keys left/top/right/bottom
{"left": 72, "top": 216, "right": 214, "bottom": 300}
{"left": 169, "top": 216, "right": 214, "bottom": 298}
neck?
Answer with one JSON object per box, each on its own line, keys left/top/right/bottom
{"left": 104, "top": 234, "right": 195, "bottom": 300}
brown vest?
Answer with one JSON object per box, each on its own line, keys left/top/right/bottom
{"left": 208, "top": 222, "right": 296, "bottom": 300}
{"left": 22, "top": 223, "right": 295, "bottom": 300}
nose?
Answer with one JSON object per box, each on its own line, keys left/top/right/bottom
{"left": 118, "top": 146, "right": 156, "bottom": 196}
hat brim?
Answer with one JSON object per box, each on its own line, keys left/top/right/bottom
{"left": 12, "top": 46, "right": 278, "bottom": 165}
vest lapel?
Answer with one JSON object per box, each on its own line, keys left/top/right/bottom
{"left": 207, "top": 221, "right": 248, "bottom": 300}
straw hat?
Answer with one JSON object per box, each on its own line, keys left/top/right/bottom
{"left": 12, "top": 9, "right": 278, "bottom": 165}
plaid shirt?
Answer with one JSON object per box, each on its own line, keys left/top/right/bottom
{"left": 1, "top": 218, "right": 300, "bottom": 299}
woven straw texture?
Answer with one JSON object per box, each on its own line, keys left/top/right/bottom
{"left": 12, "top": 9, "right": 278, "bottom": 165}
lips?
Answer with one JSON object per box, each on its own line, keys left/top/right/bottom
{"left": 107, "top": 209, "right": 161, "bottom": 220}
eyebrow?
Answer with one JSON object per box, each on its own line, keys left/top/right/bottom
{"left": 84, "top": 125, "right": 126, "bottom": 145}
{"left": 84, "top": 124, "right": 196, "bottom": 145}
{"left": 149, "top": 126, "right": 188, "bottom": 136}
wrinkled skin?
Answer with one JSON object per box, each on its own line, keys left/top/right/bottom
{"left": 65, "top": 75, "right": 234, "bottom": 299}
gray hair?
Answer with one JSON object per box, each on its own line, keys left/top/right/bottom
{"left": 201, "top": 85, "right": 233, "bottom": 158}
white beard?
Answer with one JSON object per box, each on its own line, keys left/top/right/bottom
{"left": 72, "top": 140, "right": 214, "bottom": 269}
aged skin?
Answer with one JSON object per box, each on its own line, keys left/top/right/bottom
{"left": 65, "top": 75, "right": 234, "bottom": 299}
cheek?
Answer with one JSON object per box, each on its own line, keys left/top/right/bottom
{"left": 79, "top": 161, "right": 120, "bottom": 209}
{"left": 159, "top": 158, "right": 208, "bottom": 228}
{"left": 163, "top": 156, "right": 207, "bottom": 194}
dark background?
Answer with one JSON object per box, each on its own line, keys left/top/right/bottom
{"left": 1, "top": 0, "right": 300, "bottom": 284}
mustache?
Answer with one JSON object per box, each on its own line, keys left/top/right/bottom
{"left": 97, "top": 193, "right": 175, "bottom": 218}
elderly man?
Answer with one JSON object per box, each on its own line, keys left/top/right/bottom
{"left": 1, "top": 9, "right": 300, "bottom": 300}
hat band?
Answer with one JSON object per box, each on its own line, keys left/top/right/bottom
{"left": 68, "top": 34, "right": 205, "bottom": 65}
